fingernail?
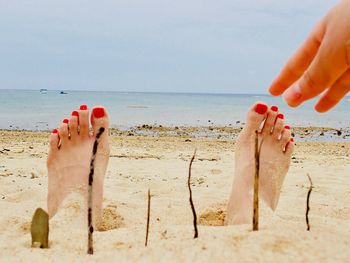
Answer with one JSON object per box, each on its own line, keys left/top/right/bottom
{"left": 80, "top": 104, "right": 88, "bottom": 110}
{"left": 255, "top": 103, "right": 268, "bottom": 114}
{"left": 52, "top": 129, "right": 58, "bottom": 134}
{"left": 63, "top": 119, "right": 69, "bottom": 124}
{"left": 277, "top": 114, "right": 284, "bottom": 119}
{"left": 283, "top": 83, "right": 302, "bottom": 102}
{"left": 284, "top": 125, "right": 290, "bottom": 129}
{"left": 271, "top": 105, "right": 278, "bottom": 112}
{"left": 93, "top": 107, "right": 105, "bottom": 118}
{"left": 72, "top": 111, "right": 79, "bottom": 117}
{"left": 290, "top": 138, "right": 294, "bottom": 142}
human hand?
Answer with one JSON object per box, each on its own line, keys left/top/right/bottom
{"left": 269, "top": 0, "right": 350, "bottom": 112}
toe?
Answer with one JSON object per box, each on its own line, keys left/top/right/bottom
{"left": 59, "top": 120, "right": 69, "bottom": 145}
{"left": 49, "top": 129, "right": 60, "bottom": 151}
{"left": 280, "top": 126, "right": 292, "bottom": 149}
{"left": 79, "top": 104, "right": 90, "bottom": 137}
{"left": 272, "top": 113, "right": 284, "bottom": 139}
{"left": 261, "top": 105, "right": 279, "bottom": 136}
{"left": 285, "top": 138, "right": 295, "bottom": 156}
{"left": 244, "top": 102, "right": 268, "bottom": 132}
{"left": 91, "top": 106, "right": 110, "bottom": 137}
{"left": 69, "top": 111, "right": 79, "bottom": 138}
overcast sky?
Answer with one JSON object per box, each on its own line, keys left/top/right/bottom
{"left": 0, "top": 0, "right": 338, "bottom": 93}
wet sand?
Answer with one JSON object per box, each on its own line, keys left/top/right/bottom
{"left": 0, "top": 129, "right": 349, "bottom": 262}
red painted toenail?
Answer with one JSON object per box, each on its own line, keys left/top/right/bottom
{"left": 63, "top": 119, "right": 69, "bottom": 124}
{"left": 285, "top": 125, "right": 290, "bottom": 129}
{"left": 255, "top": 103, "right": 268, "bottom": 114}
{"left": 290, "top": 138, "right": 294, "bottom": 142}
{"left": 271, "top": 105, "right": 278, "bottom": 112}
{"left": 52, "top": 129, "right": 58, "bottom": 134}
{"left": 277, "top": 113, "right": 284, "bottom": 119}
{"left": 71, "top": 111, "right": 79, "bottom": 117}
{"left": 93, "top": 107, "right": 105, "bottom": 118}
{"left": 80, "top": 104, "right": 88, "bottom": 110}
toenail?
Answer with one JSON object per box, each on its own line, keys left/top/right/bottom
{"left": 271, "top": 105, "right": 278, "bottom": 112}
{"left": 52, "top": 129, "right": 58, "bottom": 134}
{"left": 284, "top": 125, "right": 290, "bottom": 129}
{"left": 277, "top": 113, "right": 284, "bottom": 119}
{"left": 80, "top": 104, "right": 88, "bottom": 110}
{"left": 255, "top": 103, "right": 268, "bottom": 114}
{"left": 290, "top": 138, "right": 294, "bottom": 142}
{"left": 71, "top": 111, "right": 79, "bottom": 117}
{"left": 63, "top": 119, "right": 69, "bottom": 124}
{"left": 93, "top": 107, "right": 105, "bottom": 118}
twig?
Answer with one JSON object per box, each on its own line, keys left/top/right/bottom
{"left": 87, "top": 127, "right": 105, "bottom": 255}
{"left": 145, "top": 188, "right": 151, "bottom": 247}
{"left": 188, "top": 149, "right": 198, "bottom": 238}
{"left": 253, "top": 130, "right": 260, "bottom": 231}
{"left": 306, "top": 174, "right": 313, "bottom": 231}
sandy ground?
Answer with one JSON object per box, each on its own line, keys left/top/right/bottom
{"left": 0, "top": 130, "right": 350, "bottom": 263}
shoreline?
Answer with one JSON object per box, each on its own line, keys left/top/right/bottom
{"left": 1, "top": 124, "right": 350, "bottom": 142}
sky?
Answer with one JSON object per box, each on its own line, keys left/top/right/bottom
{"left": 0, "top": 0, "right": 339, "bottom": 94}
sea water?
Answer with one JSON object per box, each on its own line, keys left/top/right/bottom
{"left": 0, "top": 89, "right": 349, "bottom": 131}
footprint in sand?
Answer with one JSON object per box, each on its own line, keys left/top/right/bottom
{"left": 99, "top": 204, "right": 125, "bottom": 231}
{"left": 199, "top": 204, "right": 227, "bottom": 226}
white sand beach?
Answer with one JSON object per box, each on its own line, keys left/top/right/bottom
{"left": 0, "top": 130, "right": 350, "bottom": 262}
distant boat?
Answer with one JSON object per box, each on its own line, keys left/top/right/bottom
{"left": 40, "top": 89, "right": 48, "bottom": 94}
{"left": 60, "top": 91, "right": 68, "bottom": 95}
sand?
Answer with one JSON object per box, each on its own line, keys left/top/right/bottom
{"left": 0, "top": 130, "right": 350, "bottom": 262}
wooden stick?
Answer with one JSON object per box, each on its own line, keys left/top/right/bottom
{"left": 252, "top": 130, "right": 260, "bottom": 231}
{"left": 145, "top": 188, "right": 151, "bottom": 247}
{"left": 87, "top": 127, "right": 105, "bottom": 255}
{"left": 306, "top": 174, "right": 313, "bottom": 231}
{"left": 188, "top": 149, "right": 198, "bottom": 238}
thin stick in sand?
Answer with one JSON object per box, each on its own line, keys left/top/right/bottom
{"left": 87, "top": 127, "right": 105, "bottom": 255}
{"left": 188, "top": 149, "right": 198, "bottom": 239}
{"left": 306, "top": 174, "right": 313, "bottom": 231}
{"left": 145, "top": 188, "right": 151, "bottom": 247}
{"left": 253, "top": 130, "right": 260, "bottom": 231}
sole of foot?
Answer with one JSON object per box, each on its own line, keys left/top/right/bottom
{"left": 47, "top": 105, "right": 110, "bottom": 229}
{"left": 226, "top": 102, "right": 294, "bottom": 225}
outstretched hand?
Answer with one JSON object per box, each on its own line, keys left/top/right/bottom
{"left": 269, "top": 0, "right": 350, "bottom": 112}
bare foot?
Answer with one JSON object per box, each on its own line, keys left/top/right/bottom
{"left": 226, "top": 102, "right": 294, "bottom": 225}
{"left": 47, "top": 105, "right": 110, "bottom": 228}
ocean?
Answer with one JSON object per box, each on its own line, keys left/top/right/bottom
{"left": 0, "top": 89, "right": 349, "bottom": 131}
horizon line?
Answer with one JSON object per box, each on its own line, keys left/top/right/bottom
{"left": 0, "top": 88, "right": 270, "bottom": 96}
{"left": 2, "top": 88, "right": 348, "bottom": 98}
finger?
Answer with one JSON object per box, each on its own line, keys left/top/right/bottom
{"left": 314, "top": 69, "right": 350, "bottom": 112}
{"left": 282, "top": 33, "right": 350, "bottom": 107}
{"left": 269, "top": 20, "right": 326, "bottom": 96}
